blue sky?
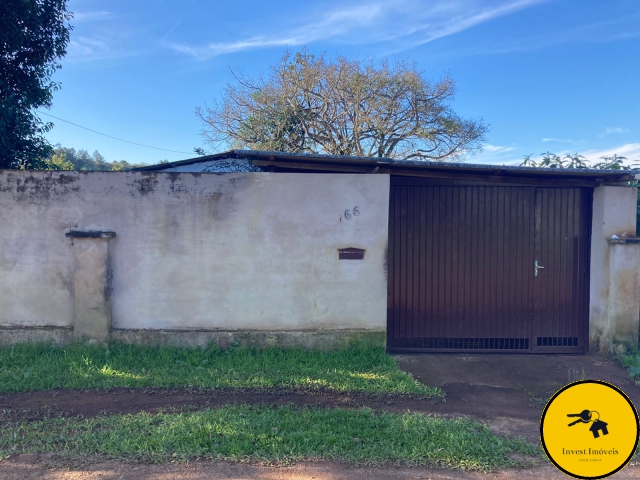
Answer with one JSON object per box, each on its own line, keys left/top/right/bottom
{"left": 44, "top": 0, "right": 640, "bottom": 166}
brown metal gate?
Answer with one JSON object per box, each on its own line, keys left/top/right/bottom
{"left": 387, "top": 179, "right": 591, "bottom": 353}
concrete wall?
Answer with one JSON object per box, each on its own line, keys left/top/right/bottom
{"left": 0, "top": 171, "right": 389, "bottom": 344}
{"left": 607, "top": 239, "right": 640, "bottom": 351}
{"left": 4, "top": 170, "right": 637, "bottom": 354}
{"left": 589, "top": 185, "right": 639, "bottom": 353}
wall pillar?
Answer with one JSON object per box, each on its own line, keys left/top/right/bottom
{"left": 66, "top": 231, "right": 116, "bottom": 342}
{"left": 589, "top": 186, "right": 638, "bottom": 354}
{"left": 607, "top": 239, "right": 640, "bottom": 351}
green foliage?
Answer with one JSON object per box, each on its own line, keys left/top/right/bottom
{"left": 0, "top": 0, "right": 73, "bottom": 169}
{"left": 44, "top": 152, "right": 74, "bottom": 170}
{"left": 521, "top": 152, "right": 636, "bottom": 170}
{"left": 42, "top": 146, "right": 147, "bottom": 171}
{"left": 109, "top": 160, "right": 144, "bottom": 171}
{"left": 521, "top": 152, "right": 588, "bottom": 169}
{"left": 0, "top": 405, "right": 539, "bottom": 469}
{"left": 237, "top": 108, "right": 306, "bottom": 153}
{"left": 522, "top": 151, "right": 640, "bottom": 235}
{"left": 591, "top": 154, "right": 635, "bottom": 171}
{"left": 618, "top": 354, "right": 640, "bottom": 382}
{"left": 0, "top": 342, "right": 442, "bottom": 397}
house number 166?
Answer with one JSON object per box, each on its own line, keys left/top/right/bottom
{"left": 340, "top": 206, "right": 360, "bottom": 222}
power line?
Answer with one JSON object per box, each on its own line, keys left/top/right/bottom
{"left": 37, "top": 111, "right": 194, "bottom": 155}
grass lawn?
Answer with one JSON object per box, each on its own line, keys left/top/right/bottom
{"left": 0, "top": 404, "right": 539, "bottom": 470}
{"left": 0, "top": 343, "right": 441, "bottom": 397}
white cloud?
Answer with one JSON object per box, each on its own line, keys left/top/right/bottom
{"left": 597, "top": 127, "right": 629, "bottom": 139}
{"left": 64, "top": 9, "right": 145, "bottom": 63}
{"left": 167, "top": 0, "right": 545, "bottom": 60}
{"left": 471, "top": 142, "right": 640, "bottom": 167}
{"left": 66, "top": 36, "right": 141, "bottom": 63}
{"left": 483, "top": 144, "right": 516, "bottom": 153}
{"left": 604, "top": 127, "right": 628, "bottom": 134}
{"left": 456, "top": 13, "right": 640, "bottom": 56}
{"left": 541, "top": 138, "right": 576, "bottom": 144}
{"left": 391, "top": 0, "right": 546, "bottom": 52}
{"left": 583, "top": 143, "right": 640, "bottom": 163}
{"left": 67, "top": 37, "right": 109, "bottom": 59}
{"left": 467, "top": 156, "right": 523, "bottom": 166}
{"left": 168, "top": 4, "right": 382, "bottom": 59}
{"left": 464, "top": 143, "right": 522, "bottom": 165}
{"left": 72, "top": 11, "right": 113, "bottom": 23}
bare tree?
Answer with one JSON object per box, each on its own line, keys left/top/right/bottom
{"left": 196, "top": 51, "right": 488, "bottom": 161}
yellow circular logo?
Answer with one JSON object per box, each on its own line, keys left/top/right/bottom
{"left": 540, "top": 380, "right": 639, "bottom": 479}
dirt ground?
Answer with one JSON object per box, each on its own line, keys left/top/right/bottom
{"left": 395, "top": 353, "right": 640, "bottom": 443}
{"left": 0, "top": 387, "right": 439, "bottom": 422}
{"left": 2, "top": 353, "right": 639, "bottom": 479}
{"left": 1, "top": 455, "right": 639, "bottom": 480}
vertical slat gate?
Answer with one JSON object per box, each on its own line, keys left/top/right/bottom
{"left": 532, "top": 188, "right": 591, "bottom": 353}
{"left": 387, "top": 180, "right": 591, "bottom": 354}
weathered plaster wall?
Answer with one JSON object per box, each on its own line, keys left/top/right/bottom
{"left": 607, "top": 240, "right": 640, "bottom": 350}
{"left": 589, "top": 185, "right": 639, "bottom": 353}
{"left": 0, "top": 171, "right": 389, "bottom": 334}
{"left": 71, "top": 235, "right": 114, "bottom": 342}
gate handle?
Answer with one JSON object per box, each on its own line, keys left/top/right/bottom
{"left": 535, "top": 260, "right": 545, "bottom": 277}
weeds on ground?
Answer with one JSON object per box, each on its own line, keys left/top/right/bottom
{"left": 619, "top": 352, "right": 640, "bottom": 385}
{"left": 567, "top": 368, "right": 586, "bottom": 383}
{"left": 0, "top": 342, "right": 442, "bottom": 397}
{"left": 0, "top": 404, "right": 539, "bottom": 470}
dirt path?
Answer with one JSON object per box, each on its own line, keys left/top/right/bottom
{"left": 396, "top": 353, "right": 640, "bottom": 443}
{"left": 0, "top": 387, "right": 440, "bottom": 422}
{"left": 1, "top": 455, "right": 639, "bottom": 479}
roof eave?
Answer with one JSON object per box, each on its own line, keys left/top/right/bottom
{"left": 132, "top": 151, "right": 242, "bottom": 171}
{"left": 131, "top": 148, "right": 636, "bottom": 183}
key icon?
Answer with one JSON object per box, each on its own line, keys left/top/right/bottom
{"left": 566, "top": 410, "right": 609, "bottom": 438}
{"left": 567, "top": 409, "right": 592, "bottom": 426}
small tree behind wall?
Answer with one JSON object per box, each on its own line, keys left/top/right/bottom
{"left": 197, "top": 51, "right": 488, "bottom": 162}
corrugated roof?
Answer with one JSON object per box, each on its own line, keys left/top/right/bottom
{"left": 133, "top": 149, "right": 636, "bottom": 184}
